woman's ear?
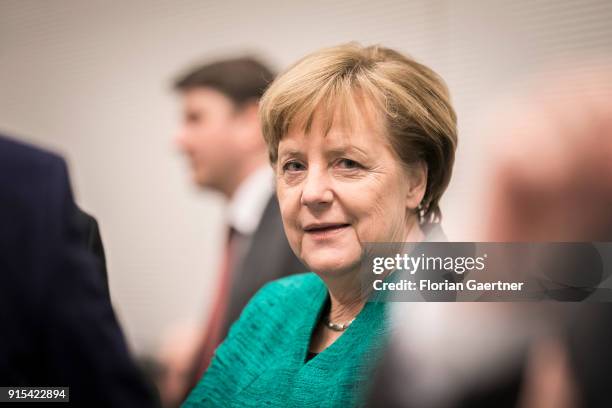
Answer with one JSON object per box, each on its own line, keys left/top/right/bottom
{"left": 405, "top": 161, "right": 427, "bottom": 210}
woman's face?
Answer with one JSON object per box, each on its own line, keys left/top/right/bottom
{"left": 276, "top": 106, "right": 423, "bottom": 276}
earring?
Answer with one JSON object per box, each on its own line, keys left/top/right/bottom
{"left": 417, "top": 201, "right": 427, "bottom": 223}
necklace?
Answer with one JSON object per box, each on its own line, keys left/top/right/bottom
{"left": 324, "top": 317, "right": 356, "bottom": 332}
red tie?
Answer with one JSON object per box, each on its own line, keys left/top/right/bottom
{"left": 193, "top": 226, "right": 238, "bottom": 381}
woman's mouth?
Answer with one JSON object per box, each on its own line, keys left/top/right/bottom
{"left": 303, "top": 223, "right": 351, "bottom": 239}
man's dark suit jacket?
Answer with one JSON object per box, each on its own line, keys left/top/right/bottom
{"left": 74, "top": 207, "right": 109, "bottom": 295}
{"left": 221, "top": 196, "right": 306, "bottom": 341}
{"left": 0, "top": 134, "right": 156, "bottom": 406}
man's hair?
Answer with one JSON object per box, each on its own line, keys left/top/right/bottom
{"left": 260, "top": 43, "right": 457, "bottom": 223}
{"left": 174, "top": 56, "right": 275, "bottom": 105}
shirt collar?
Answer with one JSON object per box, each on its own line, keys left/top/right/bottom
{"left": 226, "top": 165, "right": 274, "bottom": 236}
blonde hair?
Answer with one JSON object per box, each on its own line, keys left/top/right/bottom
{"left": 260, "top": 43, "right": 457, "bottom": 223}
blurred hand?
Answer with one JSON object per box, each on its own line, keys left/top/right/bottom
{"left": 155, "top": 321, "right": 201, "bottom": 408}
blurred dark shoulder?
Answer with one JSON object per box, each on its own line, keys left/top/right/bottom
{"left": 73, "top": 207, "right": 109, "bottom": 295}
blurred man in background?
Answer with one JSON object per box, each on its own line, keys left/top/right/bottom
{"left": 158, "top": 56, "right": 305, "bottom": 407}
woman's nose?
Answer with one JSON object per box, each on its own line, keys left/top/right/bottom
{"left": 300, "top": 166, "right": 333, "bottom": 208}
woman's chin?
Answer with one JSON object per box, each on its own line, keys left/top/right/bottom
{"left": 302, "top": 250, "right": 361, "bottom": 276}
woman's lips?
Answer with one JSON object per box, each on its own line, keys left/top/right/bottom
{"left": 303, "top": 223, "right": 350, "bottom": 239}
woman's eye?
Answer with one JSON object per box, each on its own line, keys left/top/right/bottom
{"left": 282, "top": 161, "right": 305, "bottom": 172}
{"left": 337, "top": 158, "right": 361, "bottom": 169}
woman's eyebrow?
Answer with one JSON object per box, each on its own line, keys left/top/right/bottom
{"left": 326, "top": 145, "right": 369, "bottom": 158}
{"left": 277, "top": 147, "right": 303, "bottom": 160}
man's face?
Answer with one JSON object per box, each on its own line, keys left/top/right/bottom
{"left": 175, "top": 87, "right": 240, "bottom": 191}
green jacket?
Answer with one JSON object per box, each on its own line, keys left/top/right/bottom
{"left": 183, "top": 272, "right": 389, "bottom": 407}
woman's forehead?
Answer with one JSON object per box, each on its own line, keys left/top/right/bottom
{"left": 279, "top": 120, "right": 387, "bottom": 156}
{"left": 287, "top": 98, "right": 382, "bottom": 137}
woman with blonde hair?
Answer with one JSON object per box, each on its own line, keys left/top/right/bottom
{"left": 184, "top": 42, "right": 457, "bottom": 407}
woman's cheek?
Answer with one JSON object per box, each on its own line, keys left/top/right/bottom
{"left": 277, "top": 182, "right": 299, "bottom": 213}
{"left": 362, "top": 195, "right": 399, "bottom": 242}
{"left": 275, "top": 190, "right": 295, "bottom": 243}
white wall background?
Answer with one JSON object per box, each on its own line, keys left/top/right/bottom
{"left": 1, "top": 0, "right": 611, "bottom": 354}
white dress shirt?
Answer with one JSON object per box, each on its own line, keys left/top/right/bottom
{"left": 226, "top": 165, "right": 275, "bottom": 236}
